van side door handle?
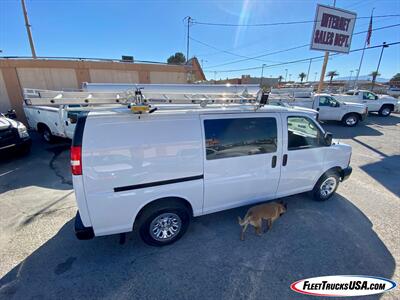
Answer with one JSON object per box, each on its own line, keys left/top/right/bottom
{"left": 271, "top": 155, "right": 277, "bottom": 168}
{"left": 282, "top": 154, "right": 288, "bottom": 166}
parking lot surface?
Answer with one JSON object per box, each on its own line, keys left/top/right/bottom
{"left": 0, "top": 114, "right": 399, "bottom": 300}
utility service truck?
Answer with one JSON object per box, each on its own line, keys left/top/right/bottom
{"left": 24, "top": 87, "right": 353, "bottom": 247}
{"left": 269, "top": 91, "right": 368, "bottom": 127}
{"left": 334, "top": 90, "right": 400, "bottom": 116}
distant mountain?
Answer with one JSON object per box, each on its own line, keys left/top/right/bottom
{"left": 336, "top": 75, "right": 390, "bottom": 83}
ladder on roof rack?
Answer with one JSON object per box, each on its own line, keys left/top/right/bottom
{"left": 23, "top": 86, "right": 267, "bottom": 112}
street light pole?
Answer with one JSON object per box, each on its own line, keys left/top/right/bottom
{"left": 314, "top": 72, "right": 318, "bottom": 82}
{"left": 306, "top": 58, "right": 313, "bottom": 82}
{"left": 260, "top": 64, "right": 266, "bottom": 87}
{"left": 284, "top": 69, "right": 288, "bottom": 82}
{"left": 348, "top": 70, "right": 354, "bottom": 88}
{"left": 372, "top": 42, "right": 389, "bottom": 91}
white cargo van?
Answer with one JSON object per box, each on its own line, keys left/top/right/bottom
{"left": 71, "top": 105, "right": 352, "bottom": 246}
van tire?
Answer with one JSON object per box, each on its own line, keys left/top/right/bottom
{"left": 138, "top": 201, "right": 190, "bottom": 247}
{"left": 378, "top": 105, "right": 392, "bottom": 117}
{"left": 312, "top": 171, "right": 340, "bottom": 201}
{"left": 342, "top": 113, "right": 359, "bottom": 127}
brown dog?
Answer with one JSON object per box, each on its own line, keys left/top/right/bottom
{"left": 238, "top": 201, "right": 287, "bottom": 241}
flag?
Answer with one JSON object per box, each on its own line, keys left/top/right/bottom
{"left": 366, "top": 14, "right": 373, "bottom": 46}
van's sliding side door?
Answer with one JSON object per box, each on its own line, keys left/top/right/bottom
{"left": 201, "top": 113, "right": 282, "bottom": 214}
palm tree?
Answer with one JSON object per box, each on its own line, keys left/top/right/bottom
{"left": 369, "top": 71, "right": 381, "bottom": 84}
{"left": 278, "top": 75, "right": 283, "bottom": 83}
{"left": 298, "top": 72, "right": 307, "bottom": 83}
{"left": 326, "top": 71, "right": 339, "bottom": 84}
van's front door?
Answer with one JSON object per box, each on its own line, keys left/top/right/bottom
{"left": 277, "top": 114, "right": 326, "bottom": 196}
{"left": 201, "top": 113, "right": 282, "bottom": 214}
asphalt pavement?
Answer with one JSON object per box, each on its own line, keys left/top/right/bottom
{"left": 0, "top": 113, "right": 399, "bottom": 300}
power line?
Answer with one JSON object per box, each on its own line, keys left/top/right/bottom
{"left": 203, "top": 41, "right": 400, "bottom": 73}
{"left": 204, "top": 23, "right": 400, "bottom": 69}
{"left": 192, "top": 14, "right": 400, "bottom": 27}
{"left": 195, "top": 15, "right": 396, "bottom": 58}
{"left": 190, "top": 36, "right": 280, "bottom": 63}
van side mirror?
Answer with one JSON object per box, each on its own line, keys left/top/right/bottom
{"left": 68, "top": 112, "right": 79, "bottom": 124}
{"left": 375, "top": 95, "right": 378, "bottom": 100}
{"left": 324, "top": 132, "right": 333, "bottom": 146}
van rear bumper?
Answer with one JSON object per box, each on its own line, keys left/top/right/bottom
{"left": 74, "top": 211, "right": 94, "bottom": 240}
{"left": 341, "top": 166, "right": 352, "bottom": 181}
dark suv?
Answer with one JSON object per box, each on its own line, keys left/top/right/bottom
{"left": 0, "top": 110, "right": 31, "bottom": 155}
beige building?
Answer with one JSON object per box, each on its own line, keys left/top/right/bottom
{"left": 0, "top": 57, "right": 205, "bottom": 121}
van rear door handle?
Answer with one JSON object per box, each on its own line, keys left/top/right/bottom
{"left": 282, "top": 154, "right": 288, "bottom": 166}
{"left": 271, "top": 155, "right": 277, "bottom": 168}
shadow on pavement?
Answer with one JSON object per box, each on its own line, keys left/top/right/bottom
{"left": 0, "top": 132, "right": 71, "bottom": 192}
{"left": 320, "top": 114, "right": 399, "bottom": 140}
{"left": 366, "top": 114, "right": 400, "bottom": 126}
{"left": 0, "top": 194, "right": 395, "bottom": 299}
{"left": 321, "top": 122, "right": 382, "bottom": 140}
{"left": 360, "top": 155, "right": 400, "bottom": 198}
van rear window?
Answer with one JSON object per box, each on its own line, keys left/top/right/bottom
{"left": 204, "top": 117, "right": 277, "bottom": 160}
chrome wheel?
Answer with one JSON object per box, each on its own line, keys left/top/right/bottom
{"left": 345, "top": 116, "right": 357, "bottom": 126}
{"left": 381, "top": 107, "right": 391, "bottom": 116}
{"left": 320, "top": 177, "right": 337, "bottom": 198}
{"left": 149, "top": 213, "right": 182, "bottom": 242}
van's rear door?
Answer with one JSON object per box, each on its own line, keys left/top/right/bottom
{"left": 201, "top": 113, "right": 282, "bottom": 214}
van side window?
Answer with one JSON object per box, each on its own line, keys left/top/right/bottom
{"left": 287, "top": 116, "right": 324, "bottom": 150}
{"left": 204, "top": 117, "right": 277, "bottom": 160}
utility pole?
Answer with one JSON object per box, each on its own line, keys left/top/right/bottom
{"left": 260, "top": 64, "right": 266, "bottom": 87}
{"left": 306, "top": 58, "right": 313, "bottom": 82}
{"left": 317, "top": 0, "right": 336, "bottom": 92}
{"left": 21, "top": 0, "right": 37, "bottom": 58}
{"left": 371, "top": 42, "right": 389, "bottom": 91}
{"left": 284, "top": 69, "right": 288, "bottom": 82}
{"left": 185, "top": 16, "right": 192, "bottom": 61}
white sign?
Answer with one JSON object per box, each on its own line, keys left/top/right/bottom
{"left": 311, "top": 4, "right": 357, "bottom": 53}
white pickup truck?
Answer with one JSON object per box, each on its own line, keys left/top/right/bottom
{"left": 23, "top": 104, "right": 81, "bottom": 142}
{"left": 334, "top": 90, "right": 400, "bottom": 116}
{"left": 269, "top": 93, "right": 368, "bottom": 127}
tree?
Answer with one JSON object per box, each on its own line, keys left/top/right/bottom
{"left": 298, "top": 72, "right": 307, "bottom": 83}
{"left": 326, "top": 71, "right": 339, "bottom": 84}
{"left": 167, "top": 52, "right": 186, "bottom": 64}
{"left": 369, "top": 71, "right": 381, "bottom": 84}
{"left": 278, "top": 75, "right": 283, "bottom": 84}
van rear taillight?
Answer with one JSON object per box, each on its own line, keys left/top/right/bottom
{"left": 71, "top": 146, "right": 82, "bottom": 175}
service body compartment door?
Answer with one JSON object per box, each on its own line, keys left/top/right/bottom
{"left": 201, "top": 113, "right": 282, "bottom": 214}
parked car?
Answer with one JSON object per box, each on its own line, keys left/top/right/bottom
{"left": 71, "top": 105, "right": 352, "bottom": 246}
{"left": 0, "top": 110, "right": 31, "bottom": 155}
{"left": 334, "top": 90, "right": 399, "bottom": 116}
{"left": 269, "top": 93, "right": 367, "bottom": 127}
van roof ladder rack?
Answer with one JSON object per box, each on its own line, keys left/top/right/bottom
{"left": 23, "top": 85, "right": 266, "bottom": 112}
